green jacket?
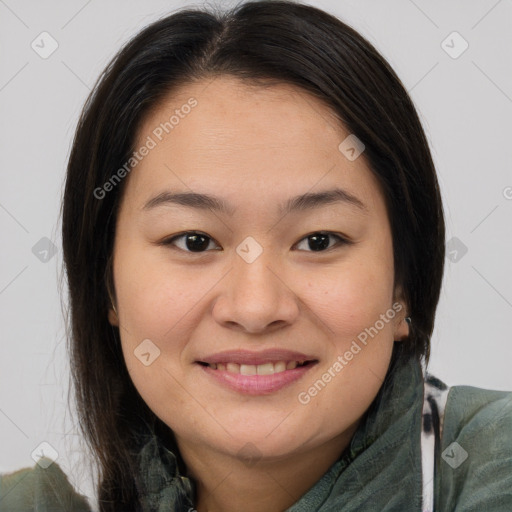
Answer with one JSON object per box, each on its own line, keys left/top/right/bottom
{"left": 1, "top": 358, "right": 511, "bottom": 511}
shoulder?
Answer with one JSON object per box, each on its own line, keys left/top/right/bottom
{"left": 442, "top": 383, "right": 512, "bottom": 449}
{"left": 437, "top": 382, "right": 512, "bottom": 511}
{"left": 0, "top": 457, "right": 91, "bottom": 511}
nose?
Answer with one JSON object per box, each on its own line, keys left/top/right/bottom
{"left": 212, "top": 249, "right": 300, "bottom": 334}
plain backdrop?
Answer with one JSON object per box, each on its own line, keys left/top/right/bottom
{"left": 1, "top": 0, "right": 511, "bottom": 508}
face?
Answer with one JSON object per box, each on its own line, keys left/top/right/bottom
{"left": 108, "top": 76, "right": 409, "bottom": 466}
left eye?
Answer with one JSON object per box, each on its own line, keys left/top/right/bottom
{"left": 161, "top": 231, "right": 350, "bottom": 253}
{"left": 294, "top": 232, "right": 349, "bottom": 252}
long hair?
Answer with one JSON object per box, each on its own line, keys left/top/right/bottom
{"left": 61, "top": 1, "right": 445, "bottom": 508}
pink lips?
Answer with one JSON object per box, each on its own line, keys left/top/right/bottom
{"left": 198, "top": 348, "right": 316, "bottom": 366}
{"left": 197, "top": 349, "right": 318, "bottom": 395}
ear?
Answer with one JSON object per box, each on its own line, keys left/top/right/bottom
{"left": 105, "top": 256, "right": 119, "bottom": 326}
{"left": 392, "top": 284, "right": 410, "bottom": 342}
{"left": 108, "top": 307, "right": 119, "bottom": 326}
{"left": 106, "top": 278, "right": 119, "bottom": 327}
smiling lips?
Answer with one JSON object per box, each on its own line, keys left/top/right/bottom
{"left": 197, "top": 349, "right": 318, "bottom": 395}
{"left": 205, "top": 360, "right": 308, "bottom": 375}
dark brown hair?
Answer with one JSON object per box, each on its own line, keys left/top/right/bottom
{"left": 61, "top": 1, "right": 445, "bottom": 508}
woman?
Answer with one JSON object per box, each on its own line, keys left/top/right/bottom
{"left": 1, "top": 1, "right": 510, "bottom": 510}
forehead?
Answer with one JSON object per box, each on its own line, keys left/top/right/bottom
{"left": 125, "top": 76, "right": 384, "bottom": 213}
{"left": 137, "top": 76, "right": 342, "bottom": 150}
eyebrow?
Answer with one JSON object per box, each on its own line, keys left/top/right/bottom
{"left": 142, "top": 187, "right": 368, "bottom": 216}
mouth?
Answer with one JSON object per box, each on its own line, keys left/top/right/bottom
{"left": 195, "top": 349, "right": 319, "bottom": 395}
{"left": 197, "top": 359, "right": 316, "bottom": 375}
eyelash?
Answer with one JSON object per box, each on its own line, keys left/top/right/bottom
{"left": 160, "top": 231, "right": 352, "bottom": 254}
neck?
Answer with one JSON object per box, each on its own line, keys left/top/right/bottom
{"left": 176, "top": 421, "right": 360, "bottom": 512}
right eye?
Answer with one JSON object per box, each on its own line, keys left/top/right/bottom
{"left": 160, "top": 231, "right": 222, "bottom": 253}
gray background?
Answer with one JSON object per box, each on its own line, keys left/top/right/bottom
{"left": 1, "top": 0, "right": 511, "bottom": 507}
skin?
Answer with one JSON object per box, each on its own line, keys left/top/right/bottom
{"left": 108, "top": 76, "right": 410, "bottom": 512}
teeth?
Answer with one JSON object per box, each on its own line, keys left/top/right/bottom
{"left": 208, "top": 360, "right": 306, "bottom": 374}
{"left": 226, "top": 363, "right": 239, "bottom": 373}
{"left": 240, "top": 364, "right": 257, "bottom": 375}
{"left": 257, "top": 363, "right": 274, "bottom": 375}
{"left": 274, "top": 361, "right": 286, "bottom": 373}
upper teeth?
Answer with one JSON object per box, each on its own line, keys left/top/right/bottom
{"left": 208, "top": 361, "right": 304, "bottom": 375}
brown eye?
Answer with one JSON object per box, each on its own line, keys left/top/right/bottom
{"left": 162, "top": 232, "right": 221, "bottom": 253}
{"left": 295, "top": 232, "right": 350, "bottom": 252}
{"left": 161, "top": 230, "right": 350, "bottom": 254}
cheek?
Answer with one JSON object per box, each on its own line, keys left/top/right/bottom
{"left": 301, "top": 252, "right": 395, "bottom": 339}
{"left": 114, "top": 245, "right": 207, "bottom": 342}
{"left": 114, "top": 254, "right": 196, "bottom": 425}
{"left": 299, "top": 269, "right": 397, "bottom": 439}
